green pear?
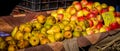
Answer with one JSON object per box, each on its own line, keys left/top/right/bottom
{"left": 47, "top": 35, "right": 56, "bottom": 43}
{"left": 54, "top": 33, "right": 64, "bottom": 41}
{"left": 29, "top": 36, "right": 39, "bottom": 46}
{"left": 11, "top": 26, "right": 18, "bottom": 37}
{"left": 73, "top": 31, "right": 81, "bottom": 37}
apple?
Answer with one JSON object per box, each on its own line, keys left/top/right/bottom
{"left": 96, "top": 5, "right": 102, "bottom": 13}
{"left": 115, "top": 17, "right": 120, "bottom": 24}
{"left": 101, "top": 3, "right": 108, "bottom": 9}
{"left": 110, "top": 22, "right": 120, "bottom": 30}
{"left": 86, "top": 28, "right": 94, "bottom": 35}
{"left": 100, "top": 26, "right": 106, "bottom": 33}
{"left": 29, "top": 36, "right": 39, "bottom": 46}
{"left": 37, "top": 15, "right": 46, "bottom": 24}
{"left": 74, "top": 2, "right": 82, "bottom": 10}
{"left": 93, "top": 2, "right": 101, "bottom": 8}
{"left": 96, "top": 22, "right": 103, "bottom": 30}
{"left": 105, "top": 26, "right": 112, "bottom": 31}
{"left": 72, "top": 1, "right": 79, "bottom": 5}
{"left": 86, "top": 2, "right": 93, "bottom": 9}
{"left": 74, "top": 25, "right": 83, "bottom": 32}
{"left": 54, "top": 33, "right": 64, "bottom": 41}
{"left": 57, "top": 8, "right": 65, "bottom": 14}
{"left": 69, "top": 7, "right": 77, "bottom": 15}
{"left": 87, "top": 19, "right": 94, "bottom": 27}
{"left": 47, "top": 35, "right": 56, "bottom": 43}
{"left": 82, "top": 7, "right": 90, "bottom": 16}
{"left": 24, "top": 33, "right": 32, "bottom": 41}
{"left": 90, "top": 8, "right": 99, "bottom": 15}
{"left": 100, "top": 8, "right": 108, "bottom": 14}
{"left": 64, "top": 31, "right": 72, "bottom": 39}
{"left": 86, "top": 13, "right": 96, "bottom": 19}
{"left": 108, "top": 6, "right": 115, "bottom": 12}
{"left": 96, "top": 15, "right": 103, "bottom": 23}
{"left": 76, "top": 10, "right": 84, "bottom": 17}
{"left": 73, "top": 31, "right": 81, "bottom": 37}
{"left": 81, "top": 0, "right": 88, "bottom": 7}
{"left": 57, "top": 14, "right": 64, "bottom": 22}
{"left": 77, "top": 16, "right": 85, "bottom": 22}
{"left": 70, "top": 15, "right": 77, "bottom": 21}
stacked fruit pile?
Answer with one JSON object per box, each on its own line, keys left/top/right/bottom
{"left": 0, "top": 0, "right": 120, "bottom": 51}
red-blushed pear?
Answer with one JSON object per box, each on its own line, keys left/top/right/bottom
{"left": 81, "top": 0, "right": 88, "bottom": 7}
{"left": 110, "top": 22, "right": 120, "bottom": 30}
{"left": 100, "top": 8, "right": 108, "bottom": 14}
{"left": 74, "top": 2, "right": 82, "bottom": 10}
{"left": 76, "top": 10, "right": 84, "bottom": 17}
{"left": 87, "top": 19, "right": 94, "bottom": 27}
{"left": 86, "top": 2, "right": 93, "bottom": 10}
{"left": 96, "top": 22, "right": 103, "bottom": 30}
{"left": 90, "top": 8, "right": 99, "bottom": 15}
{"left": 101, "top": 3, "right": 108, "bottom": 9}
{"left": 108, "top": 6, "right": 115, "bottom": 12}
{"left": 115, "top": 17, "right": 120, "bottom": 25}
{"left": 57, "top": 14, "right": 64, "bottom": 22}
{"left": 93, "top": 2, "right": 101, "bottom": 8}
{"left": 57, "top": 8, "right": 65, "bottom": 14}
{"left": 82, "top": 7, "right": 90, "bottom": 16}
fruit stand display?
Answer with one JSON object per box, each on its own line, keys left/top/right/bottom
{"left": 0, "top": 0, "right": 120, "bottom": 51}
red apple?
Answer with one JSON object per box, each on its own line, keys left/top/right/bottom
{"left": 87, "top": 19, "right": 94, "bottom": 27}
{"left": 115, "top": 17, "right": 120, "bottom": 24}
{"left": 96, "top": 15, "right": 103, "bottom": 23}
{"left": 69, "top": 7, "right": 76, "bottom": 15}
{"left": 105, "top": 26, "right": 112, "bottom": 31}
{"left": 82, "top": 7, "right": 90, "bottom": 16}
{"left": 86, "top": 13, "right": 96, "bottom": 19}
{"left": 86, "top": 2, "right": 93, "bottom": 9}
{"left": 90, "top": 8, "right": 99, "bottom": 15}
{"left": 74, "top": 2, "right": 82, "bottom": 10}
{"left": 101, "top": 3, "right": 108, "bottom": 9}
{"left": 100, "top": 8, "right": 108, "bottom": 14}
{"left": 96, "top": 22, "right": 103, "bottom": 30}
{"left": 110, "top": 22, "right": 120, "bottom": 30}
{"left": 108, "top": 6, "right": 115, "bottom": 12}
{"left": 72, "top": 1, "right": 79, "bottom": 5}
{"left": 86, "top": 28, "right": 95, "bottom": 35}
{"left": 76, "top": 10, "right": 84, "bottom": 17}
{"left": 77, "top": 17, "right": 85, "bottom": 22}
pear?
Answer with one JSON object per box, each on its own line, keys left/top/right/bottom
{"left": 45, "top": 16, "right": 56, "bottom": 25}
{"left": 58, "top": 23, "right": 65, "bottom": 30}
{"left": 44, "top": 23, "right": 51, "bottom": 29}
{"left": 8, "top": 40, "right": 16, "bottom": 45}
{"left": 29, "top": 36, "right": 39, "bottom": 46}
{"left": 17, "top": 40, "right": 29, "bottom": 49}
{"left": 64, "top": 31, "right": 72, "bottom": 39}
{"left": 62, "top": 20, "right": 69, "bottom": 25}
{"left": 11, "top": 26, "right": 18, "bottom": 37}
{"left": 47, "top": 35, "right": 56, "bottom": 43}
{"left": 24, "top": 33, "right": 32, "bottom": 40}
{"left": 82, "top": 31, "right": 87, "bottom": 36}
{"left": 63, "top": 12, "right": 71, "bottom": 21}
{"left": 32, "top": 22, "right": 42, "bottom": 30}
{"left": 74, "top": 25, "right": 82, "bottom": 32}
{"left": 73, "top": 31, "right": 81, "bottom": 37}
{"left": 40, "top": 38, "right": 50, "bottom": 45}
{"left": 37, "top": 15, "right": 46, "bottom": 24}
{"left": 14, "top": 31, "right": 24, "bottom": 40}
{"left": 8, "top": 45, "right": 17, "bottom": 51}
{"left": 54, "top": 33, "right": 64, "bottom": 41}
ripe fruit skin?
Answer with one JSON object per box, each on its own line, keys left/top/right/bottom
{"left": 74, "top": 2, "right": 82, "bottom": 10}
{"left": 64, "top": 31, "right": 72, "bottom": 39}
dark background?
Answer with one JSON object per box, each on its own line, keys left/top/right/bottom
{"left": 0, "top": 0, "right": 119, "bottom": 16}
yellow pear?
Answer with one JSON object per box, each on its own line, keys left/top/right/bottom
{"left": 40, "top": 38, "right": 50, "bottom": 45}
{"left": 11, "top": 26, "right": 18, "bottom": 37}
{"left": 47, "top": 35, "right": 56, "bottom": 43}
{"left": 24, "top": 33, "right": 32, "bottom": 40}
{"left": 29, "top": 36, "right": 39, "bottom": 46}
{"left": 14, "top": 31, "right": 24, "bottom": 40}
{"left": 54, "top": 33, "right": 64, "bottom": 41}
{"left": 64, "top": 31, "right": 72, "bottom": 39}
{"left": 37, "top": 15, "right": 46, "bottom": 24}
